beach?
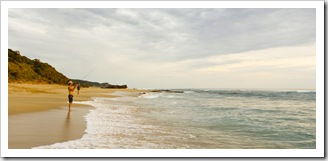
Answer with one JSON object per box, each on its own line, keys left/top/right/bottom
{"left": 8, "top": 83, "right": 143, "bottom": 149}
{"left": 8, "top": 84, "right": 316, "bottom": 149}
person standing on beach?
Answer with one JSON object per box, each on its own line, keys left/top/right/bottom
{"left": 68, "top": 80, "right": 78, "bottom": 112}
{"left": 77, "top": 83, "right": 81, "bottom": 95}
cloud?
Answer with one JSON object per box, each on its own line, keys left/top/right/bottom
{"left": 8, "top": 8, "right": 316, "bottom": 88}
{"left": 190, "top": 43, "right": 316, "bottom": 73}
{"left": 9, "top": 8, "right": 315, "bottom": 59}
{"left": 177, "top": 9, "right": 315, "bottom": 59}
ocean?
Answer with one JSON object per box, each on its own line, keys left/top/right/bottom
{"left": 35, "top": 89, "right": 316, "bottom": 149}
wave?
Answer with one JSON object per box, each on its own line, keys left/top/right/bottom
{"left": 139, "top": 93, "right": 160, "bottom": 99}
{"left": 295, "top": 90, "right": 316, "bottom": 93}
{"left": 183, "top": 91, "right": 195, "bottom": 94}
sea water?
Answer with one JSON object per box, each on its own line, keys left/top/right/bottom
{"left": 35, "top": 89, "right": 316, "bottom": 149}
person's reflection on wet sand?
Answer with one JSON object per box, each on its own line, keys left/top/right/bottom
{"left": 61, "top": 111, "right": 71, "bottom": 141}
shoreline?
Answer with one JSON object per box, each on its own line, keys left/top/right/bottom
{"left": 9, "top": 106, "right": 93, "bottom": 149}
{"left": 8, "top": 83, "right": 146, "bottom": 149}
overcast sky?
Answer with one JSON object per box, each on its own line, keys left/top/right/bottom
{"left": 8, "top": 8, "right": 316, "bottom": 89}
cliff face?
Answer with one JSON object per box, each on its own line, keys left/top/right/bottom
{"left": 8, "top": 49, "right": 69, "bottom": 84}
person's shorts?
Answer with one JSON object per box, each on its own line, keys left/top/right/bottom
{"left": 68, "top": 94, "right": 73, "bottom": 103}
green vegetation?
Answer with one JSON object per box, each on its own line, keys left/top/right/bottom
{"left": 8, "top": 49, "right": 69, "bottom": 84}
{"left": 72, "top": 79, "right": 128, "bottom": 89}
{"left": 9, "top": 49, "right": 128, "bottom": 88}
{"left": 72, "top": 79, "right": 109, "bottom": 88}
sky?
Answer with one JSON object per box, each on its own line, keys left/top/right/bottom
{"left": 8, "top": 8, "right": 316, "bottom": 89}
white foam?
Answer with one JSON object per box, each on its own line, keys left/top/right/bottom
{"left": 164, "top": 95, "right": 175, "bottom": 98}
{"left": 184, "top": 91, "right": 195, "bottom": 94}
{"left": 139, "top": 93, "right": 160, "bottom": 99}
{"left": 296, "top": 90, "right": 316, "bottom": 93}
{"left": 277, "top": 89, "right": 316, "bottom": 93}
{"left": 33, "top": 96, "right": 169, "bottom": 149}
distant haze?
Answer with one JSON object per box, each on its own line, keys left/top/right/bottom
{"left": 9, "top": 8, "right": 316, "bottom": 89}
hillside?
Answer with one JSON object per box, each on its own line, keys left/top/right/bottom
{"left": 8, "top": 49, "right": 128, "bottom": 88}
{"left": 8, "top": 49, "right": 69, "bottom": 84}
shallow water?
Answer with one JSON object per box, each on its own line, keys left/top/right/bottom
{"left": 34, "top": 89, "right": 316, "bottom": 149}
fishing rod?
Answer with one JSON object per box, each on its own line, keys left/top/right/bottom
{"left": 80, "top": 64, "right": 100, "bottom": 80}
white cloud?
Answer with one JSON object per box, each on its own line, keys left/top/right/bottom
{"left": 8, "top": 8, "right": 316, "bottom": 89}
{"left": 194, "top": 43, "right": 315, "bottom": 73}
{"left": 176, "top": 43, "right": 316, "bottom": 89}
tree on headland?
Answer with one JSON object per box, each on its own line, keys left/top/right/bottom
{"left": 8, "top": 49, "right": 69, "bottom": 84}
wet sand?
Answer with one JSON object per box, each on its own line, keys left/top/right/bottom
{"left": 8, "top": 83, "right": 145, "bottom": 149}
{"left": 9, "top": 106, "right": 91, "bottom": 149}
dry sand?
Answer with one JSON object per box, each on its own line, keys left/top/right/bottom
{"left": 8, "top": 83, "right": 145, "bottom": 149}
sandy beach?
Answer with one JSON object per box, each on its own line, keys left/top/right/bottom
{"left": 8, "top": 83, "right": 144, "bottom": 149}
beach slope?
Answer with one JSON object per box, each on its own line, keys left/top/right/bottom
{"left": 8, "top": 83, "right": 139, "bottom": 149}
